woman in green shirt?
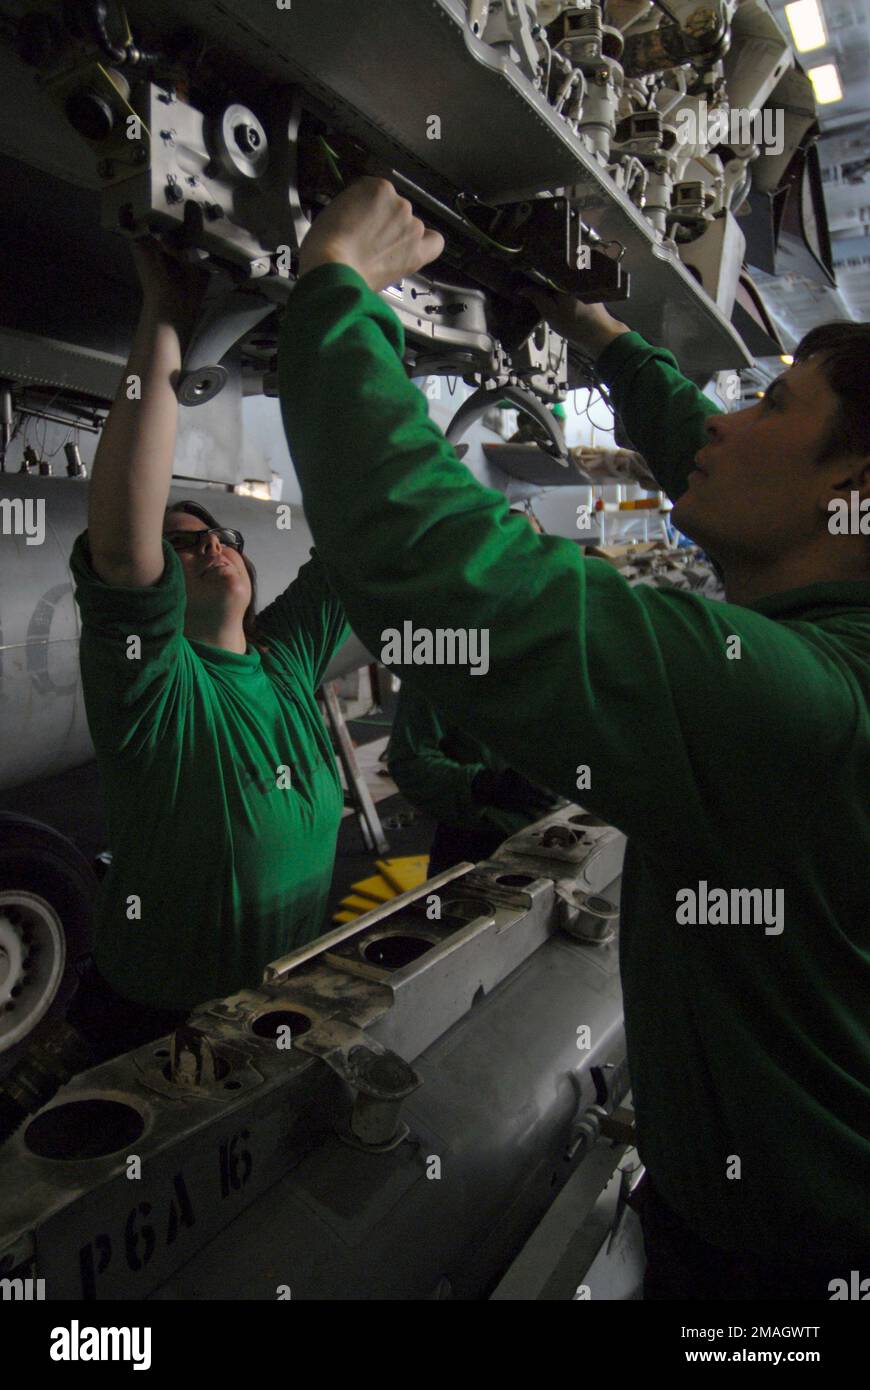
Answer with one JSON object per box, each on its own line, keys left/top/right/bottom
{"left": 65, "top": 240, "right": 349, "bottom": 1065}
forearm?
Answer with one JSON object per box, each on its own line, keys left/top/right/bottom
{"left": 544, "top": 291, "right": 719, "bottom": 498}
{"left": 595, "top": 332, "right": 721, "bottom": 501}
{"left": 88, "top": 306, "right": 184, "bottom": 581}
{"left": 390, "top": 749, "right": 486, "bottom": 829}
{"left": 569, "top": 318, "right": 631, "bottom": 361}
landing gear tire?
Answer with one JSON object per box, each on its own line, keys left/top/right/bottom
{"left": 0, "top": 814, "right": 97, "bottom": 1078}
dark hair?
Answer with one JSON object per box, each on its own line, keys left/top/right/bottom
{"left": 793, "top": 321, "right": 870, "bottom": 463}
{"left": 163, "top": 500, "right": 269, "bottom": 654}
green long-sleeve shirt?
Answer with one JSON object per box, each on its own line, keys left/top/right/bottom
{"left": 71, "top": 536, "right": 349, "bottom": 1010}
{"left": 279, "top": 263, "right": 870, "bottom": 1267}
{"left": 387, "top": 683, "right": 531, "bottom": 837}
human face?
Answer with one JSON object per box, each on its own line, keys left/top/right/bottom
{"left": 164, "top": 512, "right": 251, "bottom": 618}
{"left": 671, "top": 360, "right": 844, "bottom": 568}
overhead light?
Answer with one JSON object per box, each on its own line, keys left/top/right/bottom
{"left": 808, "top": 62, "right": 843, "bottom": 104}
{"left": 784, "top": 0, "right": 827, "bottom": 53}
{"left": 780, "top": 354, "right": 795, "bottom": 365}
{"left": 235, "top": 479, "right": 272, "bottom": 500}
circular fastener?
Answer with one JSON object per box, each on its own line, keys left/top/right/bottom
{"left": 349, "top": 1045, "right": 416, "bottom": 1099}
{"left": 176, "top": 365, "right": 229, "bottom": 407}
{"left": 234, "top": 123, "right": 261, "bottom": 155}
{"left": 215, "top": 104, "right": 269, "bottom": 180}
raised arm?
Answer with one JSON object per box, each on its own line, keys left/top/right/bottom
{"left": 275, "top": 181, "right": 853, "bottom": 853}
{"left": 256, "top": 549, "right": 350, "bottom": 689}
{"left": 525, "top": 287, "right": 722, "bottom": 501}
{"left": 87, "top": 241, "right": 209, "bottom": 587}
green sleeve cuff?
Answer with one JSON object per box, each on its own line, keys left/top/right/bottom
{"left": 596, "top": 330, "right": 652, "bottom": 379}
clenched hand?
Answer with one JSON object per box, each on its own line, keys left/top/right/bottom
{"left": 298, "top": 177, "right": 445, "bottom": 292}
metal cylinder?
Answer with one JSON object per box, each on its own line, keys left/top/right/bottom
{"left": 561, "top": 892, "right": 620, "bottom": 943}
{"left": 63, "top": 444, "right": 85, "bottom": 479}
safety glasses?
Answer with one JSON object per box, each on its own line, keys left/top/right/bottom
{"left": 166, "top": 527, "right": 245, "bottom": 553}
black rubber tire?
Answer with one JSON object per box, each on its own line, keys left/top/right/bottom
{"left": 0, "top": 814, "right": 98, "bottom": 1075}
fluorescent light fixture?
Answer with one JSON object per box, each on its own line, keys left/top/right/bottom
{"left": 808, "top": 62, "right": 843, "bottom": 103}
{"left": 784, "top": 0, "right": 827, "bottom": 53}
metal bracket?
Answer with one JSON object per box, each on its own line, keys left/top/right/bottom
{"left": 295, "top": 1018, "right": 422, "bottom": 1151}
{"left": 445, "top": 380, "right": 569, "bottom": 461}
{"left": 175, "top": 275, "right": 277, "bottom": 406}
{"left": 565, "top": 1102, "right": 608, "bottom": 1161}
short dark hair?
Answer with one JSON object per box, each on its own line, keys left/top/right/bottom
{"left": 163, "top": 500, "right": 269, "bottom": 654}
{"left": 793, "top": 321, "right": 870, "bottom": 463}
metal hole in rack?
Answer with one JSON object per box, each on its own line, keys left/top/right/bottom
{"left": 25, "top": 1099, "right": 145, "bottom": 1161}
{"left": 251, "top": 1009, "right": 312, "bottom": 1040}
{"left": 361, "top": 934, "right": 435, "bottom": 970}
{"left": 440, "top": 897, "right": 494, "bottom": 920}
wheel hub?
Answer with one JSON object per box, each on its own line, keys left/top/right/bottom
{"left": 0, "top": 891, "right": 66, "bottom": 1051}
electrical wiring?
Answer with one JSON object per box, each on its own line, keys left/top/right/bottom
{"left": 45, "top": 427, "right": 75, "bottom": 461}
{"left": 317, "top": 135, "right": 345, "bottom": 187}
{"left": 19, "top": 409, "right": 32, "bottom": 456}
{"left": 585, "top": 389, "right": 615, "bottom": 432}
{"left": 572, "top": 379, "right": 616, "bottom": 435}
{"left": 454, "top": 193, "right": 525, "bottom": 254}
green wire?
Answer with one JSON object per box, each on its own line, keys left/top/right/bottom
{"left": 318, "top": 135, "right": 345, "bottom": 187}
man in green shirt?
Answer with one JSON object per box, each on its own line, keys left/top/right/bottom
{"left": 387, "top": 681, "right": 559, "bottom": 875}
{"left": 276, "top": 178, "right": 870, "bottom": 1300}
